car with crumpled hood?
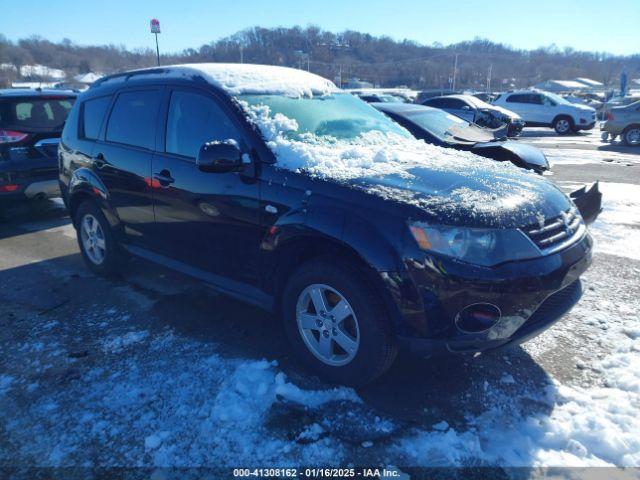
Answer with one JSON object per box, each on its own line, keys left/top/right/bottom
{"left": 59, "top": 64, "right": 594, "bottom": 386}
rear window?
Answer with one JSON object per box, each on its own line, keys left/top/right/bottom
{"left": 0, "top": 97, "right": 75, "bottom": 132}
{"left": 106, "top": 90, "right": 161, "bottom": 149}
{"left": 81, "top": 96, "right": 112, "bottom": 140}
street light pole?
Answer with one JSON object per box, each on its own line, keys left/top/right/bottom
{"left": 452, "top": 53, "right": 459, "bottom": 91}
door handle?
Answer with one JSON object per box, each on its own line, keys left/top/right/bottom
{"left": 93, "top": 153, "right": 106, "bottom": 169}
{"left": 153, "top": 170, "right": 175, "bottom": 187}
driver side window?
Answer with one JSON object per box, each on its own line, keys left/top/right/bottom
{"left": 165, "top": 90, "right": 242, "bottom": 159}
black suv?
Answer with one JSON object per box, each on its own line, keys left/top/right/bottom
{"left": 1, "top": 89, "right": 76, "bottom": 203}
{"left": 59, "top": 64, "right": 592, "bottom": 385}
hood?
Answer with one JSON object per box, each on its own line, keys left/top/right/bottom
{"left": 472, "top": 140, "right": 549, "bottom": 171}
{"left": 355, "top": 161, "right": 570, "bottom": 228}
{"left": 573, "top": 103, "right": 596, "bottom": 113}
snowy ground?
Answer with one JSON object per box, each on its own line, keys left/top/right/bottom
{"left": 0, "top": 127, "right": 639, "bottom": 475}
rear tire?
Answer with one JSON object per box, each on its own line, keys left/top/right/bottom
{"left": 282, "top": 258, "right": 397, "bottom": 386}
{"left": 75, "top": 200, "right": 127, "bottom": 277}
{"left": 553, "top": 116, "right": 573, "bottom": 135}
{"left": 622, "top": 125, "right": 640, "bottom": 146}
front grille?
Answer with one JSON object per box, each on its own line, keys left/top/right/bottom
{"left": 522, "top": 208, "right": 582, "bottom": 251}
{"left": 526, "top": 280, "right": 582, "bottom": 329}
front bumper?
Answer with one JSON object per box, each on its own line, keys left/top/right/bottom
{"left": 399, "top": 279, "right": 582, "bottom": 356}
{"left": 394, "top": 231, "right": 593, "bottom": 356}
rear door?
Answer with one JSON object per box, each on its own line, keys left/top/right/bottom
{"left": 92, "top": 88, "right": 162, "bottom": 243}
{"left": 503, "top": 94, "right": 533, "bottom": 121}
{"left": 150, "top": 87, "right": 262, "bottom": 288}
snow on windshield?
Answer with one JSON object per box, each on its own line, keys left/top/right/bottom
{"left": 238, "top": 97, "right": 557, "bottom": 223}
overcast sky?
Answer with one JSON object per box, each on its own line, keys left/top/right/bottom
{"left": 1, "top": 0, "right": 638, "bottom": 55}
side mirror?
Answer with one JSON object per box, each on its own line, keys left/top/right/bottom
{"left": 461, "top": 105, "right": 471, "bottom": 111}
{"left": 196, "top": 140, "right": 243, "bottom": 173}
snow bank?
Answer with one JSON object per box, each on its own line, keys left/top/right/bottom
{"left": 589, "top": 182, "right": 640, "bottom": 260}
{"left": 173, "top": 63, "right": 338, "bottom": 98}
{"left": 396, "top": 338, "right": 640, "bottom": 467}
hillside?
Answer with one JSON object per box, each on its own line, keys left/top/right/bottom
{"left": 1, "top": 26, "right": 638, "bottom": 89}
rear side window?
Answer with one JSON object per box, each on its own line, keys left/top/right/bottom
{"left": 81, "top": 96, "right": 112, "bottom": 140}
{"left": 506, "top": 94, "right": 529, "bottom": 104}
{"left": 165, "top": 90, "right": 241, "bottom": 159}
{"left": 0, "top": 97, "right": 75, "bottom": 132}
{"left": 106, "top": 90, "right": 161, "bottom": 149}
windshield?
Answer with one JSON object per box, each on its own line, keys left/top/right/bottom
{"left": 404, "top": 108, "right": 493, "bottom": 143}
{"left": 240, "top": 93, "right": 410, "bottom": 141}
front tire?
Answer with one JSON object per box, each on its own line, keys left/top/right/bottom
{"left": 75, "top": 200, "right": 127, "bottom": 277}
{"left": 553, "top": 116, "right": 573, "bottom": 135}
{"left": 282, "top": 259, "right": 397, "bottom": 386}
{"left": 622, "top": 125, "right": 640, "bottom": 146}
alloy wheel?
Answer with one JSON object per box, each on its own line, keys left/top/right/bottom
{"left": 80, "top": 213, "right": 106, "bottom": 265}
{"left": 295, "top": 283, "right": 360, "bottom": 366}
{"left": 556, "top": 119, "right": 570, "bottom": 133}
{"left": 625, "top": 128, "right": 640, "bottom": 146}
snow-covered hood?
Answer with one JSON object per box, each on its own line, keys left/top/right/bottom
{"left": 353, "top": 160, "right": 570, "bottom": 228}
{"left": 242, "top": 102, "right": 572, "bottom": 229}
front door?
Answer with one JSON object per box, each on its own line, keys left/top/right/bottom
{"left": 150, "top": 88, "right": 262, "bottom": 289}
{"left": 92, "top": 88, "right": 163, "bottom": 244}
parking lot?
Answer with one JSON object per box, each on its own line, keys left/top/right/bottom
{"left": 1, "top": 127, "right": 639, "bottom": 470}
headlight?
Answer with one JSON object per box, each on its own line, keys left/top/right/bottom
{"left": 409, "top": 222, "right": 541, "bottom": 267}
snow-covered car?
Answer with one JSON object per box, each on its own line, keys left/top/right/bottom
{"left": 60, "top": 64, "right": 594, "bottom": 386}
{"left": 493, "top": 89, "right": 596, "bottom": 134}
{"left": 423, "top": 94, "right": 525, "bottom": 137}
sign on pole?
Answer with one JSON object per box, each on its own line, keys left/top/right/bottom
{"left": 150, "top": 19, "right": 161, "bottom": 66}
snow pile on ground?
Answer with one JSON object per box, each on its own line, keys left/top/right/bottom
{"left": 170, "top": 63, "right": 338, "bottom": 98}
{"left": 396, "top": 332, "right": 640, "bottom": 467}
{"left": 588, "top": 182, "right": 640, "bottom": 260}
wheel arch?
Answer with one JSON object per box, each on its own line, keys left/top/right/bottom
{"left": 552, "top": 113, "right": 575, "bottom": 125}
{"left": 68, "top": 167, "right": 120, "bottom": 231}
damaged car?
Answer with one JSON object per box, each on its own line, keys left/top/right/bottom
{"left": 422, "top": 94, "right": 525, "bottom": 137}
{"left": 60, "top": 64, "right": 596, "bottom": 386}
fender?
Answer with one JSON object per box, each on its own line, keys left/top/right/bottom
{"left": 68, "top": 167, "right": 122, "bottom": 234}
{"left": 264, "top": 203, "right": 405, "bottom": 276}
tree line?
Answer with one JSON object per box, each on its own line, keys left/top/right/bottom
{"left": 1, "top": 26, "right": 638, "bottom": 90}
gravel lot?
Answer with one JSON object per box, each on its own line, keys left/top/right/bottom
{"left": 1, "top": 127, "right": 639, "bottom": 472}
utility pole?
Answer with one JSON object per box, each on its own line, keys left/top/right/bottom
{"left": 239, "top": 44, "right": 244, "bottom": 64}
{"left": 487, "top": 64, "right": 492, "bottom": 93}
{"left": 452, "top": 53, "right": 459, "bottom": 91}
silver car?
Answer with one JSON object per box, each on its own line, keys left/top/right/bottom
{"left": 601, "top": 100, "right": 640, "bottom": 146}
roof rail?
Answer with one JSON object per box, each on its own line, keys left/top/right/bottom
{"left": 91, "top": 67, "right": 169, "bottom": 87}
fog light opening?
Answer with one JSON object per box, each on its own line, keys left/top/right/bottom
{"left": 455, "top": 303, "right": 501, "bottom": 334}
